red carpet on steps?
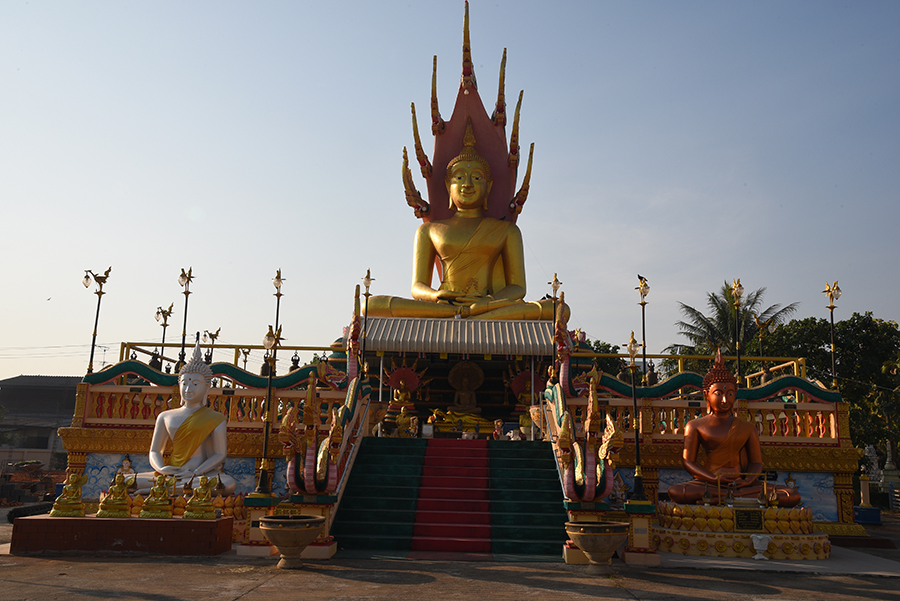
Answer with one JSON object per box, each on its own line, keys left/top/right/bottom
{"left": 411, "top": 439, "right": 492, "bottom": 553}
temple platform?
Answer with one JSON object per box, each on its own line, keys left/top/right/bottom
{"left": 10, "top": 515, "right": 233, "bottom": 556}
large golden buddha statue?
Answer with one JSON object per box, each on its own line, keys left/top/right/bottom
{"left": 365, "top": 3, "right": 559, "bottom": 322}
{"left": 667, "top": 351, "right": 801, "bottom": 507}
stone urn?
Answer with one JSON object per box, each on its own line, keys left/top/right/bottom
{"left": 565, "top": 521, "right": 630, "bottom": 575}
{"left": 259, "top": 514, "right": 326, "bottom": 569}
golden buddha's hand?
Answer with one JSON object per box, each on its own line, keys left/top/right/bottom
{"left": 466, "top": 296, "right": 520, "bottom": 316}
{"left": 434, "top": 289, "right": 470, "bottom": 303}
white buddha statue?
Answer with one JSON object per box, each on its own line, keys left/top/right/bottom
{"left": 135, "top": 340, "right": 236, "bottom": 495}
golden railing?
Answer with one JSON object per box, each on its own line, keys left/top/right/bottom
{"left": 77, "top": 383, "right": 347, "bottom": 430}
{"left": 559, "top": 395, "right": 839, "bottom": 445}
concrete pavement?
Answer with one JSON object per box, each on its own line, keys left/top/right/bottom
{"left": 2, "top": 506, "right": 898, "bottom": 601}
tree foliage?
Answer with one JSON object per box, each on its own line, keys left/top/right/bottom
{"left": 764, "top": 312, "right": 900, "bottom": 451}
{"left": 662, "top": 283, "right": 799, "bottom": 375}
{"left": 587, "top": 339, "right": 622, "bottom": 376}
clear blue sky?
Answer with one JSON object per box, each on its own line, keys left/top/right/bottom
{"left": 1, "top": 1, "right": 898, "bottom": 378}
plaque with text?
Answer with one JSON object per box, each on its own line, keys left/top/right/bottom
{"left": 733, "top": 507, "right": 764, "bottom": 532}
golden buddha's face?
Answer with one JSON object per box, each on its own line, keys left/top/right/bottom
{"left": 705, "top": 381, "right": 736, "bottom": 416}
{"left": 446, "top": 161, "right": 492, "bottom": 210}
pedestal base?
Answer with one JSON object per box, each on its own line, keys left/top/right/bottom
{"left": 10, "top": 516, "right": 233, "bottom": 556}
{"left": 562, "top": 542, "right": 589, "bottom": 564}
{"left": 853, "top": 506, "right": 882, "bottom": 525}
{"left": 654, "top": 525, "right": 830, "bottom": 560}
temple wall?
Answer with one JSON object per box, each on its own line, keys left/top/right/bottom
{"left": 80, "top": 453, "right": 291, "bottom": 500}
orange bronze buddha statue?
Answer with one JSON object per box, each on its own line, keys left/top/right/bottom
{"left": 667, "top": 350, "right": 801, "bottom": 507}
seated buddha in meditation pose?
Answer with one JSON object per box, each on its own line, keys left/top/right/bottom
{"left": 184, "top": 475, "right": 218, "bottom": 519}
{"left": 667, "top": 350, "right": 800, "bottom": 507}
{"left": 135, "top": 340, "right": 236, "bottom": 496}
{"left": 49, "top": 472, "right": 88, "bottom": 517}
{"left": 139, "top": 473, "right": 174, "bottom": 518}
{"left": 97, "top": 473, "right": 136, "bottom": 518}
{"left": 366, "top": 124, "right": 558, "bottom": 321}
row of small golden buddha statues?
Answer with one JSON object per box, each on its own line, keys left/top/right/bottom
{"left": 50, "top": 471, "right": 234, "bottom": 520}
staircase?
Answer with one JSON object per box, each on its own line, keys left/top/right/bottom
{"left": 411, "top": 438, "right": 493, "bottom": 552}
{"left": 332, "top": 437, "right": 567, "bottom": 557}
{"left": 331, "top": 437, "right": 428, "bottom": 551}
{"left": 487, "top": 438, "right": 568, "bottom": 556}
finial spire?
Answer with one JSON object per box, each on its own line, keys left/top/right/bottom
{"left": 431, "top": 56, "right": 444, "bottom": 135}
{"left": 461, "top": 1, "right": 476, "bottom": 89}
{"left": 492, "top": 48, "right": 507, "bottom": 126}
{"left": 510, "top": 143, "right": 534, "bottom": 215}
{"left": 402, "top": 147, "right": 430, "bottom": 218}
{"left": 508, "top": 90, "right": 523, "bottom": 168}
{"left": 410, "top": 103, "right": 433, "bottom": 178}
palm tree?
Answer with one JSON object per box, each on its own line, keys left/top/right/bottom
{"left": 665, "top": 282, "right": 799, "bottom": 361}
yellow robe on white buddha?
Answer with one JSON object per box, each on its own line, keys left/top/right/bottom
{"left": 169, "top": 407, "right": 226, "bottom": 467}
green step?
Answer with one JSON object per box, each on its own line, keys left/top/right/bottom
{"left": 348, "top": 473, "right": 424, "bottom": 487}
{"left": 338, "top": 496, "right": 419, "bottom": 512}
{"left": 331, "top": 520, "right": 416, "bottom": 539}
{"left": 332, "top": 437, "right": 427, "bottom": 551}
{"left": 488, "top": 440, "right": 567, "bottom": 556}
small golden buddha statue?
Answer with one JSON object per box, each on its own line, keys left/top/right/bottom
{"left": 49, "top": 472, "right": 88, "bottom": 517}
{"left": 97, "top": 473, "right": 136, "bottom": 518}
{"left": 393, "top": 378, "right": 414, "bottom": 408}
{"left": 384, "top": 378, "right": 416, "bottom": 431}
{"left": 184, "top": 475, "right": 218, "bottom": 519}
{"left": 448, "top": 361, "right": 486, "bottom": 415}
{"left": 516, "top": 383, "right": 535, "bottom": 438}
{"left": 139, "top": 473, "right": 174, "bottom": 518}
{"left": 666, "top": 351, "right": 801, "bottom": 506}
{"left": 395, "top": 406, "right": 419, "bottom": 438}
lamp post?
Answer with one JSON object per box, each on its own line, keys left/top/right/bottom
{"left": 253, "top": 270, "right": 285, "bottom": 496}
{"left": 254, "top": 324, "right": 282, "bottom": 495}
{"left": 203, "top": 328, "right": 221, "bottom": 364}
{"left": 176, "top": 267, "right": 194, "bottom": 369}
{"left": 626, "top": 331, "right": 647, "bottom": 501}
{"left": 155, "top": 303, "right": 173, "bottom": 366}
{"left": 549, "top": 273, "right": 562, "bottom": 379}
{"left": 82, "top": 267, "right": 111, "bottom": 374}
{"left": 731, "top": 278, "right": 744, "bottom": 387}
{"left": 753, "top": 313, "right": 776, "bottom": 358}
{"left": 361, "top": 269, "right": 374, "bottom": 374}
{"left": 636, "top": 275, "right": 650, "bottom": 385}
{"left": 823, "top": 281, "right": 842, "bottom": 389}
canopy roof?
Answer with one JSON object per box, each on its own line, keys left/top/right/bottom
{"left": 363, "top": 317, "right": 552, "bottom": 356}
